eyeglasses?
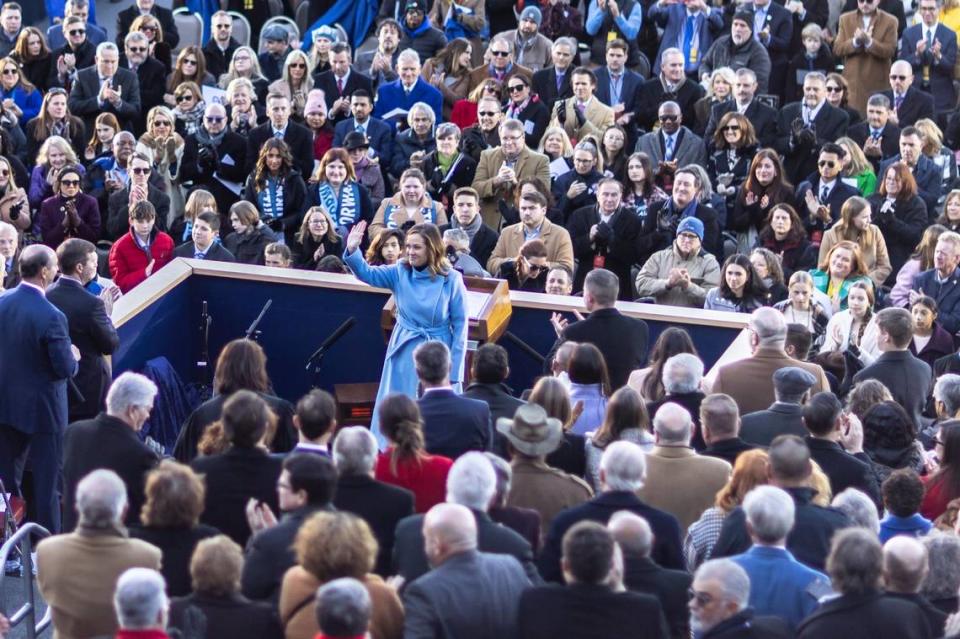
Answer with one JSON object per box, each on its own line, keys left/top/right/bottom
{"left": 722, "top": 124, "right": 741, "bottom": 132}
{"left": 889, "top": 74, "right": 908, "bottom": 81}
{"left": 818, "top": 160, "right": 836, "bottom": 168}
{"left": 478, "top": 111, "right": 498, "bottom": 116}
{"left": 689, "top": 589, "right": 715, "bottom": 606}
{"left": 140, "top": 25, "right": 156, "bottom": 32}
{"left": 128, "top": 46, "right": 147, "bottom": 53}
{"left": 60, "top": 179, "right": 80, "bottom": 186}
{"left": 176, "top": 94, "right": 193, "bottom": 102}
{"left": 573, "top": 157, "right": 595, "bottom": 164}
{"left": 152, "top": 120, "right": 170, "bottom": 127}
{"left": 501, "top": 134, "right": 523, "bottom": 142}
{"left": 491, "top": 50, "right": 510, "bottom": 57}
{"left": 130, "top": 167, "right": 150, "bottom": 175}
{"left": 289, "top": 62, "right": 306, "bottom": 68}
{"left": 508, "top": 84, "right": 525, "bottom": 93}
{"left": 183, "top": 59, "right": 197, "bottom": 66}
{"left": 825, "top": 86, "right": 843, "bottom": 93}
{"left": 677, "top": 232, "right": 700, "bottom": 241}
{"left": 205, "top": 116, "right": 225, "bottom": 123}
{"left": 215, "top": 24, "right": 231, "bottom": 29}
{"left": 68, "top": 29, "right": 85, "bottom": 36}
{"left": 659, "top": 114, "right": 678, "bottom": 121}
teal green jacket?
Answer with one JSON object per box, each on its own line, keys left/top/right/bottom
{"left": 809, "top": 270, "right": 871, "bottom": 310}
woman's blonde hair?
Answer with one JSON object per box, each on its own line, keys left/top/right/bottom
{"left": 220, "top": 46, "right": 267, "bottom": 88}
{"left": 809, "top": 460, "right": 833, "bottom": 507}
{"left": 294, "top": 511, "right": 377, "bottom": 581}
{"left": 836, "top": 137, "right": 872, "bottom": 177}
{"left": 537, "top": 126, "right": 574, "bottom": 158}
{"left": 184, "top": 189, "right": 217, "bottom": 221}
{"left": 131, "top": 14, "right": 164, "bottom": 43}
{"left": 707, "top": 66, "right": 736, "bottom": 98}
{"left": 281, "top": 48, "right": 314, "bottom": 91}
{"left": 915, "top": 118, "right": 945, "bottom": 155}
{"left": 36, "top": 135, "right": 78, "bottom": 167}
{"left": 146, "top": 105, "right": 176, "bottom": 131}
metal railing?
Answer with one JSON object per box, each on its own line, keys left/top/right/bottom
{"left": 0, "top": 522, "right": 52, "bottom": 639}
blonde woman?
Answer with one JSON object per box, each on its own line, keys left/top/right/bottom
{"left": 0, "top": 155, "right": 29, "bottom": 231}
{"left": 137, "top": 105, "right": 185, "bottom": 215}
{"left": 171, "top": 188, "right": 217, "bottom": 245}
{"left": 219, "top": 46, "right": 269, "bottom": 104}
{"left": 773, "top": 271, "right": 830, "bottom": 341}
{"left": 694, "top": 67, "right": 735, "bottom": 134}
{"left": 28, "top": 135, "right": 80, "bottom": 209}
{"left": 538, "top": 125, "right": 575, "bottom": 182}
{"left": 915, "top": 118, "right": 959, "bottom": 191}
{"left": 268, "top": 49, "right": 313, "bottom": 121}
{"left": 836, "top": 136, "right": 877, "bottom": 196}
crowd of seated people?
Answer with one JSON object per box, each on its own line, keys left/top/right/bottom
{"left": 10, "top": 0, "right": 960, "bottom": 636}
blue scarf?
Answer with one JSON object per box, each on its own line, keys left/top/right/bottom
{"left": 444, "top": 8, "right": 478, "bottom": 40}
{"left": 318, "top": 180, "right": 360, "bottom": 235}
{"left": 258, "top": 176, "right": 285, "bottom": 221}
{"left": 403, "top": 16, "right": 434, "bottom": 39}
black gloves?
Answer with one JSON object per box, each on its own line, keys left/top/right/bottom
{"left": 555, "top": 100, "right": 567, "bottom": 125}
{"left": 595, "top": 220, "right": 613, "bottom": 244}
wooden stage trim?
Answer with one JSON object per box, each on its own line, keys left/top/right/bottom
{"left": 112, "top": 258, "right": 752, "bottom": 334}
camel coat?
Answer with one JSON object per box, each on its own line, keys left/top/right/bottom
{"left": 367, "top": 192, "right": 448, "bottom": 239}
{"left": 710, "top": 345, "right": 831, "bottom": 415}
{"left": 472, "top": 146, "right": 551, "bottom": 229}
{"left": 279, "top": 566, "right": 403, "bottom": 639}
{"left": 817, "top": 223, "right": 892, "bottom": 290}
{"left": 637, "top": 446, "right": 732, "bottom": 533}
{"left": 548, "top": 97, "right": 616, "bottom": 146}
{"left": 486, "top": 217, "right": 575, "bottom": 274}
{"left": 833, "top": 9, "right": 899, "bottom": 112}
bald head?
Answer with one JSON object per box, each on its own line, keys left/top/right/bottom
{"left": 608, "top": 511, "right": 653, "bottom": 558}
{"left": 19, "top": 244, "right": 57, "bottom": 287}
{"left": 750, "top": 307, "right": 787, "bottom": 347}
{"left": 423, "top": 503, "right": 477, "bottom": 566}
{"left": 883, "top": 536, "right": 929, "bottom": 593}
{"left": 653, "top": 402, "right": 693, "bottom": 445}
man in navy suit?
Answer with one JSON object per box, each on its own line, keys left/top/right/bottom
{"left": 531, "top": 38, "right": 576, "bottom": 106}
{"left": 913, "top": 232, "right": 960, "bottom": 334}
{"left": 0, "top": 244, "right": 79, "bottom": 534}
{"left": 648, "top": 0, "right": 725, "bottom": 78}
{"left": 313, "top": 42, "right": 374, "bottom": 126}
{"left": 795, "top": 143, "right": 860, "bottom": 240}
{"left": 883, "top": 60, "right": 936, "bottom": 128}
{"left": 415, "top": 341, "right": 491, "bottom": 460}
{"left": 332, "top": 90, "right": 395, "bottom": 165}
{"left": 173, "top": 212, "right": 236, "bottom": 263}
{"left": 245, "top": 92, "right": 315, "bottom": 178}
{"left": 47, "top": 239, "right": 119, "bottom": 421}
{"left": 899, "top": 0, "right": 958, "bottom": 118}
{"left": 594, "top": 39, "right": 643, "bottom": 137}
{"left": 372, "top": 48, "right": 443, "bottom": 132}
{"left": 776, "top": 72, "right": 849, "bottom": 185}
{"left": 880, "top": 126, "right": 941, "bottom": 216}
{"left": 848, "top": 94, "right": 901, "bottom": 171}
{"left": 68, "top": 42, "right": 142, "bottom": 134}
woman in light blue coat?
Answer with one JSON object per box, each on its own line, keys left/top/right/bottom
{"left": 343, "top": 220, "right": 468, "bottom": 447}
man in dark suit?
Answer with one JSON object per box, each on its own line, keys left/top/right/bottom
{"left": 0, "top": 244, "right": 78, "bottom": 534}
{"left": 106, "top": 153, "right": 171, "bottom": 240}
{"left": 803, "top": 392, "right": 882, "bottom": 508}
{"left": 115, "top": 0, "right": 179, "bottom": 50}
{"left": 853, "top": 308, "right": 933, "bottom": 431}
{"left": 883, "top": 61, "right": 937, "bottom": 128}
{"left": 121, "top": 31, "right": 166, "bottom": 135}
{"left": 62, "top": 372, "right": 159, "bottom": 532}
{"left": 741, "top": 367, "right": 817, "bottom": 447}
{"left": 848, "top": 94, "right": 901, "bottom": 171}
{"left": 547, "top": 268, "right": 648, "bottom": 391}
{"left": 246, "top": 92, "right": 314, "bottom": 178}
{"left": 531, "top": 38, "right": 575, "bottom": 106}
{"left": 415, "top": 341, "right": 492, "bottom": 459}
{"left": 700, "top": 394, "right": 755, "bottom": 466}
{"left": 539, "top": 441, "right": 685, "bottom": 580}
{"left": 0, "top": 221, "right": 19, "bottom": 289}
{"left": 883, "top": 536, "right": 950, "bottom": 636}
{"left": 313, "top": 42, "right": 373, "bottom": 126}
{"left": 635, "top": 49, "right": 707, "bottom": 132}
{"left": 880, "top": 126, "right": 942, "bottom": 216}
{"left": 567, "top": 180, "right": 644, "bottom": 300}
{"left": 173, "top": 211, "right": 236, "bottom": 263}
{"left": 68, "top": 42, "right": 142, "bottom": 133}
{"left": 179, "top": 103, "right": 248, "bottom": 219}
{"left": 899, "top": 2, "right": 958, "bottom": 117}
{"left": 518, "top": 521, "right": 669, "bottom": 639}
{"left": 741, "top": 0, "right": 794, "bottom": 101}
{"left": 609, "top": 512, "right": 692, "bottom": 639}
{"left": 704, "top": 68, "right": 778, "bottom": 147}
{"left": 795, "top": 143, "right": 861, "bottom": 240}
{"left": 594, "top": 39, "right": 643, "bottom": 134}
{"left": 915, "top": 233, "right": 960, "bottom": 334}
{"left": 776, "top": 72, "right": 850, "bottom": 184}
{"left": 47, "top": 239, "right": 119, "bottom": 421}
{"left": 331, "top": 427, "right": 415, "bottom": 577}
{"left": 241, "top": 453, "right": 336, "bottom": 602}
{"left": 648, "top": 2, "right": 724, "bottom": 78}
{"left": 201, "top": 11, "right": 240, "bottom": 79}
{"left": 438, "top": 187, "right": 499, "bottom": 270}
{"left": 463, "top": 344, "right": 524, "bottom": 455}
{"left": 401, "top": 503, "right": 531, "bottom": 637}
{"left": 713, "top": 435, "right": 851, "bottom": 571}
{"left": 332, "top": 90, "right": 395, "bottom": 167}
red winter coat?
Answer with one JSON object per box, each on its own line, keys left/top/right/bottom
{"left": 108, "top": 228, "right": 175, "bottom": 293}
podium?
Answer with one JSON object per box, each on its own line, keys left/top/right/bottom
{"left": 379, "top": 276, "right": 513, "bottom": 344}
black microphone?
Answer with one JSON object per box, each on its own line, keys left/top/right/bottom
{"left": 245, "top": 299, "right": 272, "bottom": 340}
{"left": 305, "top": 317, "right": 357, "bottom": 370}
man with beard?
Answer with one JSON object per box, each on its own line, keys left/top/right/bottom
{"left": 500, "top": 7, "right": 553, "bottom": 72}
{"left": 640, "top": 166, "right": 720, "bottom": 259}
{"left": 635, "top": 217, "right": 721, "bottom": 307}
{"left": 689, "top": 559, "right": 792, "bottom": 638}
{"left": 202, "top": 11, "right": 240, "bottom": 79}
{"left": 699, "top": 9, "right": 772, "bottom": 93}
{"left": 181, "top": 102, "right": 248, "bottom": 219}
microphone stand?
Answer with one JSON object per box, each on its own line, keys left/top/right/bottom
{"left": 244, "top": 299, "right": 273, "bottom": 342}
{"left": 305, "top": 317, "right": 357, "bottom": 387}
{"left": 503, "top": 331, "right": 546, "bottom": 365}
{"left": 198, "top": 300, "right": 212, "bottom": 389}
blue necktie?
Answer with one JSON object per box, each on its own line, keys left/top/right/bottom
{"left": 683, "top": 15, "right": 696, "bottom": 68}
{"left": 194, "top": 250, "right": 206, "bottom": 259}
{"left": 665, "top": 134, "right": 675, "bottom": 161}
{"left": 274, "top": 129, "right": 283, "bottom": 139}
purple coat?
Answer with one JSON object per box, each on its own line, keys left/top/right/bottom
{"left": 38, "top": 193, "right": 101, "bottom": 248}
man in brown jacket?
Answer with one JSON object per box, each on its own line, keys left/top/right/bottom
{"left": 472, "top": 118, "right": 551, "bottom": 229}
{"left": 486, "top": 190, "right": 574, "bottom": 275}
{"left": 711, "top": 307, "right": 830, "bottom": 415}
{"left": 37, "top": 469, "right": 162, "bottom": 639}
{"left": 833, "top": 0, "right": 898, "bottom": 112}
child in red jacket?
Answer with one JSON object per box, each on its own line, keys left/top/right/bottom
{"left": 108, "top": 201, "right": 175, "bottom": 293}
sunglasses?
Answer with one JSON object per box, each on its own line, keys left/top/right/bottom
{"left": 478, "top": 110, "right": 498, "bottom": 116}
{"left": 289, "top": 62, "right": 306, "bottom": 68}
{"left": 825, "top": 86, "right": 843, "bottom": 93}
{"left": 205, "top": 116, "right": 225, "bottom": 123}
{"left": 152, "top": 121, "right": 171, "bottom": 128}
{"left": 722, "top": 125, "right": 741, "bottom": 132}
{"left": 128, "top": 46, "right": 147, "bottom": 53}
{"left": 60, "top": 179, "right": 80, "bottom": 186}
{"left": 508, "top": 84, "right": 525, "bottom": 93}
{"left": 68, "top": 29, "right": 85, "bottom": 36}
{"left": 176, "top": 94, "right": 193, "bottom": 102}
{"left": 525, "top": 261, "right": 547, "bottom": 273}
{"left": 689, "top": 589, "right": 714, "bottom": 606}
{"left": 1, "top": 69, "right": 16, "bottom": 76}
{"left": 215, "top": 24, "right": 231, "bottom": 29}
{"left": 182, "top": 59, "right": 197, "bottom": 65}
{"left": 818, "top": 160, "right": 836, "bottom": 168}
{"left": 659, "top": 114, "right": 678, "bottom": 121}
{"left": 140, "top": 25, "right": 157, "bottom": 32}
{"left": 131, "top": 167, "right": 150, "bottom": 175}
{"left": 491, "top": 50, "right": 510, "bottom": 57}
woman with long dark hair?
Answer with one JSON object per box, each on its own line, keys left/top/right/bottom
{"left": 584, "top": 387, "right": 654, "bottom": 490}
{"left": 568, "top": 343, "right": 612, "bottom": 436}
{"left": 922, "top": 421, "right": 960, "bottom": 520}
{"left": 374, "top": 393, "right": 452, "bottom": 513}
{"left": 343, "top": 222, "right": 467, "bottom": 446}
{"left": 708, "top": 112, "right": 757, "bottom": 209}
{"left": 422, "top": 38, "right": 473, "bottom": 121}
{"left": 703, "top": 253, "right": 768, "bottom": 313}
{"left": 599, "top": 124, "right": 629, "bottom": 183}
{"left": 245, "top": 138, "right": 308, "bottom": 245}
{"left": 496, "top": 238, "right": 549, "bottom": 292}
{"left": 622, "top": 152, "right": 667, "bottom": 223}
{"left": 758, "top": 203, "right": 817, "bottom": 280}
{"left": 12, "top": 27, "right": 52, "bottom": 92}
{"left": 628, "top": 327, "right": 698, "bottom": 403}
{"left": 528, "top": 376, "right": 588, "bottom": 479}
{"left": 165, "top": 46, "right": 216, "bottom": 109}
{"left": 729, "top": 149, "right": 795, "bottom": 248}
{"left": 908, "top": 295, "right": 955, "bottom": 368}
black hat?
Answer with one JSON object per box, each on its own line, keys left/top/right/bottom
{"left": 404, "top": 0, "right": 426, "bottom": 13}
{"left": 733, "top": 8, "right": 755, "bottom": 26}
{"left": 344, "top": 131, "right": 370, "bottom": 151}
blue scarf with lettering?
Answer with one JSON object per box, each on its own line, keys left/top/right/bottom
{"left": 318, "top": 180, "right": 360, "bottom": 235}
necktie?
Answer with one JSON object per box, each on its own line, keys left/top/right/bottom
{"left": 894, "top": 94, "right": 904, "bottom": 112}
{"left": 683, "top": 15, "right": 696, "bottom": 67}
{"left": 337, "top": 77, "right": 344, "bottom": 96}
{"left": 820, "top": 185, "right": 829, "bottom": 202}
{"left": 404, "top": 86, "right": 411, "bottom": 98}
{"left": 194, "top": 251, "right": 206, "bottom": 259}
{"left": 665, "top": 135, "right": 675, "bottom": 161}
{"left": 928, "top": 29, "right": 935, "bottom": 48}
{"left": 274, "top": 129, "right": 284, "bottom": 139}
{"left": 556, "top": 71, "right": 564, "bottom": 92}
{"left": 803, "top": 106, "right": 811, "bottom": 125}
{"left": 610, "top": 73, "right": 621, "bottom": 104}
{"left": 871, "top": 129, "right": 881, "bottom": 140}
{"left": 355, "top": 124, "right": 364, "bottom": 133}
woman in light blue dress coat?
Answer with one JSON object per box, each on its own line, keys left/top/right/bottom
{"left": 343, "top": 220, "right": 468, "bottom": 447}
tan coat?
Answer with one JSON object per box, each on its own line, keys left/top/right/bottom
{"left": 506, "top": 457, "right": 593, "bottom": 538}
{"left": 471, "top": 146, "right": 551, "bottom": 229}
{"left": 817, "top": 223, "right": 892, "bottom": 290}
{"left": 36, "top": 527, "right": 162, "bottom": 639}
{"left": 279, "top": 566, "right": 403, "bottom": 639}
{"left": 634, "top": 245, "right": 722, "bottom": 307}
{"left": 548, "top": 97, "right": 616, "bottom": 146}
{"left": 367, "top": 192, "right": 448, "bottom": 239}
{"left": 833, "top": 9, "right": 899, "bottom": 112}
{"left": 637, "top": 446, "right": 732, "bottom": 533}
{"left": 711, "top": 345, "right": 831, "bottom": 415}
{"left": 421, "top": 59, "right": 471, "bottom": 121}
{"left": 486, "top": 217, "right": 574, "bottom": 274}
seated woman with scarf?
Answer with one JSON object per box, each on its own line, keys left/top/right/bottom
{"left": 308, "top": 148, "right": 374, "bottom": 241}
{"left": 367, "top": 167, "right": 447, "bottom": 239}
{"left": 244, "top": 138, "right": 308, "bottom": 245}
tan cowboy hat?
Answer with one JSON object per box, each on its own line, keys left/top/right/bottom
{"left": 496, "top": 403, "right": 564, "bottom": 457}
